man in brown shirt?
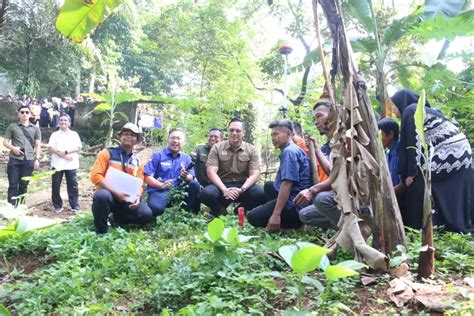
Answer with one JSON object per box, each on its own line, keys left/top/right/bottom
{"left": 200, "top": 118, "right": 266, "bottom": 216}
{"left": 3, "top": 105, "right": 42, "bottom": 206}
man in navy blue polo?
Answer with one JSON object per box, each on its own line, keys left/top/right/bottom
{"left": 247, "top": 120, "right": 313, "bottom": 232}
{"left": 144, "top": 128, "right": 200, "bottom": 215}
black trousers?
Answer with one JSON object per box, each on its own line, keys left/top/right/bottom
{"left": 7, "top": 158, "right": 34, "bottom": 206}
{"left": 92, "top": 189, "right": 155, "bottom": 234}
{"left": 246, "top": 181, "right": 303, "bottom": 229}
{"left": 51, "top": 169, "right": 79, "bottom": 209}
{"left": 199, "top": 181, "right": 266, "bottom": 216}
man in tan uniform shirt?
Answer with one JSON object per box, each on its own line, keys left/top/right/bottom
{"left": 200, "top": 118, "right": 266, "bottom": 216}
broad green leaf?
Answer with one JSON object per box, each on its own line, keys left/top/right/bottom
{"left": 319, "top": 254, "right": 330, "bottom": 271}
{"left": 278, "top": 245, "right": 298, "bottom": 267}
{"left": 301, "top": 275, "right": 325, "bottom": 292}
{"left": 414, "top": 89, "right": 427, "bottom": 150}
{"left": 324, "top": 264, "right": 359, "bottom": 281}
{"left": 194, "top": 242, "right": 214, "bottom": 249}
{"left": 291, "top": 246, "right": 331, "bottom": 275}
{"left": 337, "top": 260, "right": 368, "bottom": 271}
{"left": 0, "top": 304, "right": 11, "bottom": 316}
{"left": 383, "top": 13, "right": 421, "bottom": 47}
{"left": 411, "top": 11, "right": 474, "bottom": 40}
{"left": 94, "top": 103, "right": 112, "bottom": 113}
{"left": 343, "top": 0, "right": 374, "bottom": 32}
{"left": 114, "top": 92, "right": 143, "bottom": 105}
{"left": 15, "top": 216, "right": 61, "bottom": 233}
{"left": 225, "top": 227, "right": 239, "bottom": 244}
{"left": 56, "top": 0, "right": 126, "bottom": 43}
{"left": 114, "top": 111, "right": 130, "bottom": 122}
{"left": 207, "top": 218, "right": 225, "bottom": 243}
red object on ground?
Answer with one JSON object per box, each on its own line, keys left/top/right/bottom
{"left": 238, "top": 207, "right": 245, "bottom": 228}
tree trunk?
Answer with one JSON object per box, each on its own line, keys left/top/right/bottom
{"left": 418, "top": 213, "right": 435, "bottom": 278}
{"left": 88, "top": 72, "right": 95, "bottom": 93}
{"left": 315, "top": 0, "right": 406, "bottom": 268}
{"left": 74, "top": 61, "right": 81, "bottom": 97}
{"left": 0, "top": 0, "right": 9, "bottom": 34}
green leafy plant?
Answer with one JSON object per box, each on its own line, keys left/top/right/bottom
{"left": 195, "top": 218, "right": 256, "bottom": 264}
{"left": 277, "top": 242, "right": 363, "bottom": 311}
{"left": 83, "top": 91, "right": 139, "bottom": 146}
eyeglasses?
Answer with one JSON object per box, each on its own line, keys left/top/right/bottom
{"left": 228, "top": 128, "right": 242, "bottom": 133}
{"left": 20, "top": 111, "right": 30, "bottom": 114}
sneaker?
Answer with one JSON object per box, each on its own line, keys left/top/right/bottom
{"left": 53, "top": 207, "right": 64, "bottom": 213}
{"left": 71, "top": 207, "right": 81, "bottom": 213}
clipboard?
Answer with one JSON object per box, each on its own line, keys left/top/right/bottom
{"left": 104, "top": 167, "right": 143, "bottom": 203}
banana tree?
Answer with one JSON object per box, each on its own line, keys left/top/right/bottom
{"left": 83, "top": 89, "right": 140, "bottom": 147}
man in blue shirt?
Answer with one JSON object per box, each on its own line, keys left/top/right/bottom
{"left": 247, "top": 120, "right": 313, "bottom": 232}
{"left": 378, "top": 118, "right": 401, "bottom": 186}
{"left": 378, "top": 118, "right": 406, "bottom": 215}
{"left": 144, "top": 128, "right": 200, "bottom": 215}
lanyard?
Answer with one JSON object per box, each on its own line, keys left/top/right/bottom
{"left": 119, "top": 153, "right": 129, "bottom": 172}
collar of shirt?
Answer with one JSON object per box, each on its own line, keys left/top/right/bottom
{"left": 118, "top": 146, "right": 132, "bottom": 158}
{"left": 279, "top": 141, "right": 292, "bottom": 156}
{"left": 164, "top": 147, "right": 182, "bottom": 157}
{"left": 223, "top": 140, "right": 243, "bottom": 152}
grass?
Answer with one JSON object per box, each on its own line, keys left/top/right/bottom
{"left": 0, "top": 209, "right": 473, "bottom": 315}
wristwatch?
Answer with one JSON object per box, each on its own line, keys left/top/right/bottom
{"left": 240, "top": 186, "right": 247, "bottom": 192}
{"left": 65, "top": 150, "right": 68, "bottom": 155}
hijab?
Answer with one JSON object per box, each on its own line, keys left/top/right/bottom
{"left": 390, "top": 88, "right": 431, "bottom": 115}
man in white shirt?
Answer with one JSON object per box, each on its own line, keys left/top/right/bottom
{"left": 48, "top": 113, "right": 82, "bottom": 213}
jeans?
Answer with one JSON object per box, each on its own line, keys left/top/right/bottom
{"left": 7, "top": 158, "right": 34, "bottom": 206}
{"left": 246, "top": 181, "right": 302, "bottom": 229}
{"left": 147, "top": 180, "right": 201, "bottom": 216}
{"left": 298, "top": 191, "right": 340, "bottom": 228}
{"left": 199, "top": 181, "right": 266, "bottom": 216}
{"left": 51, "top": 169, "right": 79, "bottom": 209}
{"left": 92, "top": 189, "right": 154, "bottom": 234}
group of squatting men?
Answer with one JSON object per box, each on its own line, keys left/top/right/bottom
{"left": 6, "top": 101, "right": 388, "bottom": 235}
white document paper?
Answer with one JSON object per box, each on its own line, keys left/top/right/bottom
{"left": 103, "top": 167, "right": 143, "bottom": 203}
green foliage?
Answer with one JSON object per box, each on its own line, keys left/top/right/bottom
{"left": 56, "top": 0, "right": 127, "bottom": 43}
{"left": 411, "top": 11, "right": 474, "bottom": 40}
{"left": 0, "top": 304, "right": 11, "bottom": 316}
{"left": 277, "top": 242, "right": 361, "bottom": 311}
{"left": 342, "top": 0, "right": 374, "bottom": 32}
{"left": 0, "top": 0, "right": 81, "bottom": 97}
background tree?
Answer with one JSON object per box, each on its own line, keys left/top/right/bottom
{"left": 0, "top": 0, "right": 81, "bottom": 97}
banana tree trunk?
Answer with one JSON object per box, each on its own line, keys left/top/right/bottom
{"left": 316, "top": 0, "right": 406, "bottom": 267}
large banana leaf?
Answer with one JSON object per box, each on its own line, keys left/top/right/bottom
{"left": 0, "top": 216, "right": 61, "bottom": 236}
{"left": 342, "top": 0, "right": 374, "bottom": 32}
{"left": 56, "top": 0, "right": 126, "bottom": 43}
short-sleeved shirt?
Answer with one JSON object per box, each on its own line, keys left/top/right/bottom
{"left": 4, "top": 122, "right": 41, "bottom": 161}
{"left": 206, "top": 140, "right": 260, "bottom": 183}
{"left": 192, "top": 144, "right": 211, "bottom": 186}
{"left": 144, "top": 147, "right": 195, "bottom": 192}
{"left": 48, "top": 129, "right": 82, "bottom": 171}
{"left": 274, "top": 141, "right": 313, "bottom": 203}
{"left": 90, "top": 146, "right": 144, "bottom": 192}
